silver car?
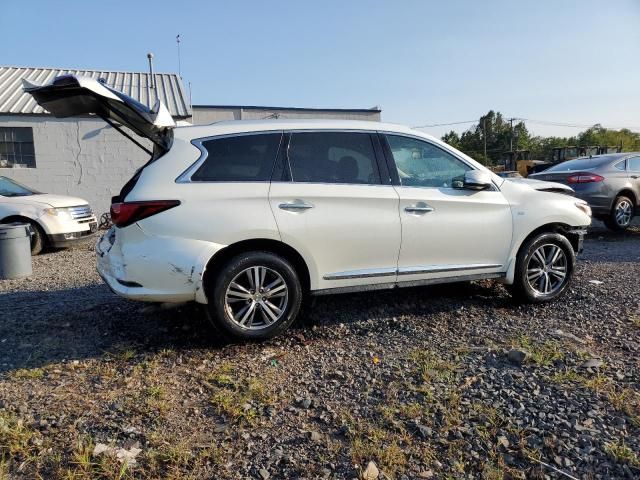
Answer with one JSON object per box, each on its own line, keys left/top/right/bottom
{"left": 530, "top": 153, "right": 640, "bottom": 230}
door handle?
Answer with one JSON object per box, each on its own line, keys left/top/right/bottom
{"left": 631, "top": 175, "right": 639, "bottom": 179}
{"left": 404, "top": 205, "right": 434, "bottom": 214}
{"left": 279, "top": 201, "right": 314, "bottom": 211}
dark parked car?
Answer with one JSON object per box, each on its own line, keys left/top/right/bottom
{"left": 529, "top": 153, "right": 640, "bottom": 230}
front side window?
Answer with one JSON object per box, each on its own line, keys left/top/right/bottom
{"left": 191, "top": 133, "right": 282, "bottom": 182}
{"left": 628, "top": 157, "right": 640, "bottom": 172}
{"left": 287, "top": 132, "right": 381, "bottom": 184}
{"left": 0, "top": 127, "right": 36, "bottom": 168}
{"left": 386, "top": 135, "right": 470, "bottom": 188}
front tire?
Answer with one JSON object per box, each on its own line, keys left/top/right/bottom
{"left": 509, "top": 232, "right": 575, "bottom": 303}
{"left": 604, "top": 195, "right": 634, "bottom": 231}
{"left": 28, "top": 221, "right": 46, "bottom": 255}
{"left": 205, "top": 251, "right": 303, "bottom": 341}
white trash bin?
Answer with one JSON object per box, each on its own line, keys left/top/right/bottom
{"left": 0, "top": 223, "right": 33, "bottom": 279}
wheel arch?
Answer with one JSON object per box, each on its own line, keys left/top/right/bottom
{"left": 200, "top": 238, "right": 311, "bottom": 303}
{"left": 504, "top": 222, "right": 580, "bottom": 284}
{"left": 616, "top": 189, "right": 637, "bottom": 207}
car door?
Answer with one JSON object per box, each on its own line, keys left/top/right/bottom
{"left": 269, "top": 131, "right": 401, "bottom": 291}
{"left": 628, "top": 156, "right": 640, "bottom": 213}
{"left": 381, "top": 133, "right": 512, "bottom": 282}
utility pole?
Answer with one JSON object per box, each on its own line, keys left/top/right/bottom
{"left": 176, "top": 34, "right": 182, "bottom": 78}
{"left": 509, "top": 117, "right": 514, "bottom": 152}
{"left": 483, "top": 117, "right": 487, "bottom": 163}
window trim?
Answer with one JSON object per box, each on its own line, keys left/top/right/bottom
{"left": 613, "top": 159, "right": 627, "bottom": 171}
{"left": 379, "top": 131, "right": 493, "bottom": 190}
{"left": 627, "top": 156, "right": 640, "bottom": 172}
{"left": 0, "top": 126, "right": 36, "bottom": 169}
{"left": 175, "top": 130, "right": 284, "bottom": 183}
{"left": 276, "top": 129, "right": 390, "bottom": 187}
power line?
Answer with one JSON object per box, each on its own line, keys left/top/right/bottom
{"left": 412, "top": 120, "right": 477, "bottom": 128}
{"left": 413, "top": 117, "right": 640, "bottom": 132}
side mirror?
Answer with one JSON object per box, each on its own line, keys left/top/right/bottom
{"left": 461, "top": 170, "right": 493, "bottom": 190}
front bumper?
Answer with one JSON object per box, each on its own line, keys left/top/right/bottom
{"left": 567, "top": 227, "right": 587, "bottom": 254}
{"left": 48, "top": 221, "right": 98, "bottom": 247}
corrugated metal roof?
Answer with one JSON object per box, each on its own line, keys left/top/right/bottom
{"left": 0, "top": 66, "right": 191, "bottom": 118}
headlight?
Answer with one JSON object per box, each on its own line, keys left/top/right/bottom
{"left": 575, "top": 201, "right": 592, "bottom": 217}
{"left": 44, "top": 207, "right": 72, "bottom": 220}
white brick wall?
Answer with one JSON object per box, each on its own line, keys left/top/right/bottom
{"left": 0, "top": 115, "right": 150, "bottom": 215}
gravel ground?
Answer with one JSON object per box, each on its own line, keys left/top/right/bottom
{"left": 0, "top": 224, "right": 638, "bottom": 479}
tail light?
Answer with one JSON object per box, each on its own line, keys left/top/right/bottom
{"left": 110, "top": 200, "right": 180, "bottom": 228}
{"left": 567, "top": 173, "right": 604, "bottom": 184}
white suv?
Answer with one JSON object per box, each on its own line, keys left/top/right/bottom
{"left": 26, "top": 75, "right": 591, "bottom": 340}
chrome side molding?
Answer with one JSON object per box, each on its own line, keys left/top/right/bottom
{"left": 323, "top": 263, "right": 502, "bottom": 280}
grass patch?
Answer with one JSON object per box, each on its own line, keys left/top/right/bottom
{"left": 409, "top": 349, "right": 458, "bottom": 384}
{"left": 0, "top": 411, "right": 38, "bottom": 460}
{"left": 341, "top": 413, "right": 412, "bottom": 478}
{"left": 513, "top": 336, "right": 565, "bottom": 366}
{"left": 12, "top": 368, "right": 45, "bottom": 379}
{"left": 146, "top": 385, "right": 165, "bottom": 400}
{"left": 206, "top": 364, "right": 276, "bottom": 423}
{"left": 551, "top": 372, "right": 640, "bottom": 426}
{"left": 604, "top": 441, "right": 639, "bottom": 467}
{"left": 146, "top": 437, "right": 226, "bottom": 478}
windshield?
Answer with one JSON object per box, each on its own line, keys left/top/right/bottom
{"left": 0, "top": 176, "right": 39, "bottom": 197}
{"left": 545, "top": 156, "right": 616, "bottom": 172}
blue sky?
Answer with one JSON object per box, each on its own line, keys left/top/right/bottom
{"left": 2, "top": 0, "right": 639, "bottom": 138}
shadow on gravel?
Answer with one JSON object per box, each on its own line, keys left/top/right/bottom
{"left": 0, "top": 279, "right": 511, "bottom": 373}
{"left": 301, "top": 280, "right": 511, "bottom": 331}
{"left": 0, "top": 285, "right": 224, "bottom": 373}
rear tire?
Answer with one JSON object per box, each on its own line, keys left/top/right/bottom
{"left": 604, "top": 195, "right": 634, "bottom": 231}
{"left": 205, "top": 251, "right": 303, "bottom": 341}
{"left": 509, "top": 232, "right": 575, "bottom": 303}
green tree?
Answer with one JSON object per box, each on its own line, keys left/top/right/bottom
{"left": 440, "top": 112, "right": 640, "bottom": 164}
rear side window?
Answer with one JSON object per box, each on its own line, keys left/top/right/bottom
{"left": 191, "top": 133, "right": 282, "bottom": 182}
{"left": 629, "top": 157, "right": 640, "bottom": 172}
{"left": 287, "top": 132, "right": 381, "bottom": 184}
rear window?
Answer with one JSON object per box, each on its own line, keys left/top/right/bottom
{"left": 545, "top": 156, "right": 618, "bottom": 172}
{"left": 192, "top": 133, "right": 282, "bottom": 182}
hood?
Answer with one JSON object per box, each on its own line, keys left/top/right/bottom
{"left": 28, "top": 193, "right": 91, "bottom": 208}
{"left": 507, "top": 177, "right": 574, "bottom": 195}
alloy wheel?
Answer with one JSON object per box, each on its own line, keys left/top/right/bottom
{"left": 526, "top": 243, "right": 568, "bottom": 295}
{"left": 224, "top": 266, "right": 289, "bottom": 330}
{"left": 615, "top": 199, "right": 633, "bottom": 227}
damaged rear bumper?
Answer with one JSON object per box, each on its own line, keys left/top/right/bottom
{"left": 95, "top": 224, "right": 223, "bottom": 303}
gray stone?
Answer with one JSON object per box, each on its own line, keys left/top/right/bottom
{"left": 362, "top": 461, "right": 379, "bottom": 479}
{"left": 258, "top": 468, "right": 270, "bottom": 480}
{"left": 581, "top": 359, "right": 603, "bottom": 369}
{"left": 507, "top": 349, "right": 529, "bottom": 365}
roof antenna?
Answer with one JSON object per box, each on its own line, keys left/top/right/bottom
{"left": 176, "top": 34, "right": 182, "bottom": 78}
{"left": 147, "top": 52, "right": 156, "bottom": 89}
